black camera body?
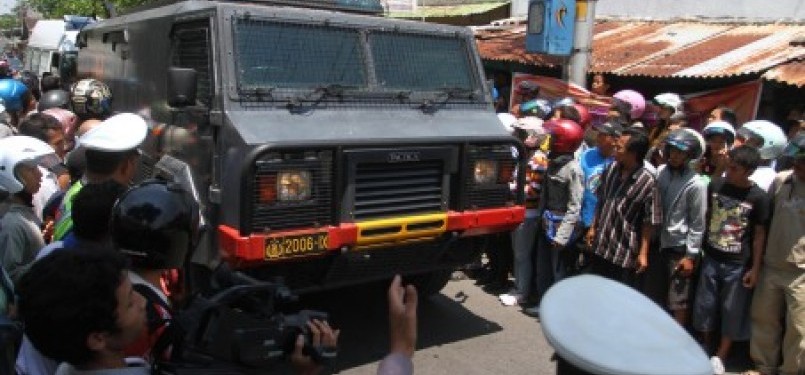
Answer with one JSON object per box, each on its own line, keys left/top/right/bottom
{"left": 156, "top": 269, "right": 329, "bottom": 373}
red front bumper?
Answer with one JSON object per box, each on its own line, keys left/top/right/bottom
{"left": 219, "top": 206, "right": 524, "bottom": 264}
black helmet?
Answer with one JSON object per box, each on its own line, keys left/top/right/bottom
{"left": 37, "top": 89, "right": 70, "bottom": 112}
{"left": 664, "top": 128, "right": 705, "bottom": 160}
{"left": 592, "top": 120, "right": 625, "bottom": 137}
{"left": 111, "top": 180, "right": 200, "bottom": 269}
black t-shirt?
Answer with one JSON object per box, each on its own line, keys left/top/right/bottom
{"left": 704, "top": 179, "right": 770, "bottom": 263}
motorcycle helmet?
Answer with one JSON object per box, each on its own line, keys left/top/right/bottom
{"left": 593, "top": 120, "right": 625, "bottom": 137}
{"left": 0, "top": 79, "right": 28, "bottom": 112}
{"left": 573, "top": 103, "right": 591, "bottom": 128}
{"left": 516, "top": 80, "right": 540, "bottom": 96}
{"left": 553, "top": 97, "right": 576, "bottom": 108}
{"left": 70, "top": 78, "right": 113, "bottom": 119}
{"left": 782, "top": 132, "right": 805, "bottom": 160}
{"left": 653, "top": 93, "right": 684, "bottom": 116}
{"left": 736, "top": 120, "right": 787, "bottom": 160}
{"left": 545, "top": 119, "right": 584, "bottom": 154}
{"left": 38, "top": 89, "right": 71, "bottom": 112}
{"left": 702, "top": 121, "right": 736, "bottom": 145}
{"left": 613, "top": 89, "right": 646, "bottom": 120}
{"left": 0, "top": 136, "right": 59, "bottom": 193}
{"left": 111, "top": 179, "right": 200, "bottom": 269}
{"left": 520, "top": 98, "right": 553, "bottom": 120}
{"left": 664, "top": 128, "right": 705, "bottom": 160}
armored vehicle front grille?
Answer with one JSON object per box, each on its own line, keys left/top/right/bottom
{"left": 251, "top": 151, "right": 333, "bottom": 232}
{"left": 353, "top": 161, "right": 445, "bottom": 221}
{"left": 464, "top": 145, "right": 516, "bottom": 209}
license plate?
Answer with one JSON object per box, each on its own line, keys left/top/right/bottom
{"left": 264, "top": 232, "right": 328, "bottom": 260}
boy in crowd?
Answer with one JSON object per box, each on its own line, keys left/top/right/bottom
{"left": 651, "top": 129, "right": 707, "bottom": 326}
{"left": 500, "top": 117, "right": 548, "bottom": 306}
{"left": 524, "top": 119, "right": 584, "bottom": 317}
{"left": 0, "top": 136, "right": 58, "bottom": 284}
{"left": 693, "top": 145, "right": 769, "bottom": 375}
{"left": 586, "top": 128, "right": 662, "bottom": 286}
{"left": 747, "top": 134, "right": 805, "bottom": 375}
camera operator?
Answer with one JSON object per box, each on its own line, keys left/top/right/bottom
{"left": 16, "top": 182, "right": 339, "bottom": 375}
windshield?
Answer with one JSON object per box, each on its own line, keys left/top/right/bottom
{"left": 369, "top": 32, "right": 474, "bottom": 90}
{"left": 233, "top": 18, "right": 480, "bottom": 96}
{"left": 234, "top": 19, "right": 367, "bottom": 89}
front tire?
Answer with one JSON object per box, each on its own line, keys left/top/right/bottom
{"left": 409, "top": 269, "right": 452, "bottom": 297}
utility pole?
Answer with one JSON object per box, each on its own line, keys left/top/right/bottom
{"left": 567, "top": 0, "right": 596, "bottom": 88}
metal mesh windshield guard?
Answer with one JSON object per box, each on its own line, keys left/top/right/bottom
{"left": 369, "top": 31, "right": 474, "bottom": 90}
{"left": 234, "top": 18, "right": 367, "bottom": 90}
{"left": 232, "top": 16, "right": 484, "bottom": 108}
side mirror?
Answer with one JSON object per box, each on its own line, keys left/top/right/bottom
{"left": 167, "top": 67, "right": 197, "bottom": 107}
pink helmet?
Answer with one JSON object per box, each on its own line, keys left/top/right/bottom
{"left": 43, "top": 108, "right": 79, "bottom": 149}
{"left": 613, "top": 89, "right": 646, "bottom": 120}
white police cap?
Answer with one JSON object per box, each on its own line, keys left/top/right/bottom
{"left": 540, "top": 275, "right": 711, "bottom": 375}
{"left": 76, "top": 113, "right": 148, "bottom": 152}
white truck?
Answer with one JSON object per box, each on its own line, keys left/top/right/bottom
{"left": 24, "top": 16, "right": 94, "bottom": 80}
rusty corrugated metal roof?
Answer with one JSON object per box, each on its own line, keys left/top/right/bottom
{"left": 474, "top": 25, "right": 565, "bottom": 67}
{"left": 763, "top": 59, "right": 805, "bottom": 87}
{"left": 475, "top": 20, "right": 805, "bottom": 79}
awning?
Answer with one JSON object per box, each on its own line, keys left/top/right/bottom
{"left": 475, "top": 20, "right": 805, "bottom": 80}
{"left": 763, "top": 59, "right": 805, "bottom": 87}
{"left": 389, "top": 1, "right": 509, "bottom": 19}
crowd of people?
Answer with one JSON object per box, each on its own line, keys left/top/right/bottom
{"left": 0, "top": 68, "right": 419, "bottom": 375}
{"left": 0, "top": 60, "right": 802, "bottom": 375}
{"left": 479, "top": 80, "right": 804, "bottom": 375}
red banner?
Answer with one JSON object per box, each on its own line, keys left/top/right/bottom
{"left": 510, "top": 73, "right": 611, "bottom": 111}
{"left": 509, "top": 73, "right": 762, "bottom": 129}
{"left": 684, "top": 80, "right": 762, "bottom": 129}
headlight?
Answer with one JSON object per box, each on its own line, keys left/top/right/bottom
{"left": 473, "top": 160, "right": 498, "bottom": 185}
{"left": 278, "top": 170, "right": 311, "bottom": 201}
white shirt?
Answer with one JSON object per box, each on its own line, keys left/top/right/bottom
{"left": 31, "top": 166, "right": 60, "bottom": 221}
{"left": 750, "top": 166, "right": 777, "bottom": 192}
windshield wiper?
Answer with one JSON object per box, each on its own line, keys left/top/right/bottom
{"left": 417, "top": 86, "right": 478, "bottom": 114}
{"left": 285, "top": 84, "right": 359, "bottom": 113}
{"left": 240, "top": 87, "right": 276, "bottom": 101}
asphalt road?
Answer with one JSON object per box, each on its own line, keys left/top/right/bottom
{"left": 288, "top": 275, "right": 752, "bottom": 375}
{"left": 294, "top": 276, "right": 556, "bottom": 375}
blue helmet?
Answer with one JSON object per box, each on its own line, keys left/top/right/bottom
{"left": 0, "top": 79, "right": 28, "bottom": 112}
{"left": 520, "top": 99, "right": 553, "bottom": 120}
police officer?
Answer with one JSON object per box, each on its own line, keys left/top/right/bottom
{"left": 540, "top": 275, "right": 712, "bottom": 375}
{"left": 52, "top": 113, "right": 148, "bottom": 241}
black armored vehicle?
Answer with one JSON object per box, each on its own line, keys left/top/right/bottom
{"left": 76, "top": 0, "right": 525, "bottom": 294}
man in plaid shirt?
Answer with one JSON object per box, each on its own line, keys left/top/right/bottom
{"left": 585, "top": 128, "right": 662, "bottom": 287}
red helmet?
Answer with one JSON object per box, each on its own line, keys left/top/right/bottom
{"left": 572, "top": 103, "right": 591, "bottom": 128}
{"left": 546, "top": 119, "right": 584, "bottom": 153}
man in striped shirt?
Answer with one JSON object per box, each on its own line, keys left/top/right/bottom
{"left": 584, "top": 128, "right": 662, "bottom": 287}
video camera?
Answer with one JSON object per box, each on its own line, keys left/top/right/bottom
{"left": 148, "top": 154, "right": 332, "bottom": 374}
{"left": 154, "top": 265, "right": 331, "bottom": 374}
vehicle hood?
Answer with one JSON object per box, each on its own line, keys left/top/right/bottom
{"left": 226, "top": 109, "right": 511, "bottom": 145}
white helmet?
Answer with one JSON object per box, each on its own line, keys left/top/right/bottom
{"left": 702, "top": 121, "right": 736, "bottom": 145}
{"left": 737, "top": 120, "right": 787, "bottom": 160}
{"left": 0, "top": 136, "right": 59, "bottom": 193}
{"left": 497, "top": 113, "right": 517, "bottom": 134}
{"left": 653, "top": 93, "right": 684, "bottom": 115}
